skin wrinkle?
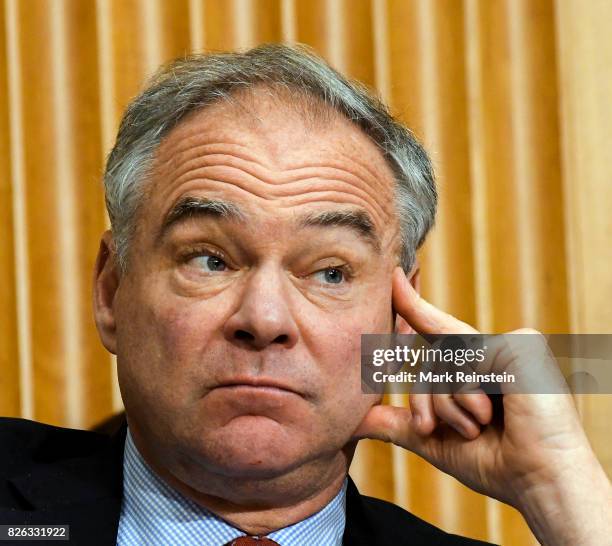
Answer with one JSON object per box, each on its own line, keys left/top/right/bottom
{"left": 152, "top": 94, "right": 391, "bottom": 199}
{"left": 170, "top": 165, "right": 389, "bottom": 212}
{"left": 167, "top": 153, "right": 389, "bottom": 206}
{"left": 100, "top": 89, "right": 406, "bottom": 533}
{"left": 157, "top": 138, "right": 387, "bottom": 193}
{"left": 154, "top": 149, "right": 391, "bottom": 224}
{"left": 159, "top": 181, "right": 390, "bottom": 239}
{"left": 150, "top": 145, "right": 394, "bottom": 237}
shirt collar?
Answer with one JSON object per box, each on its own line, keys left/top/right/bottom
{"left": 118, "top": 426, "right": 347, "bottom": 546}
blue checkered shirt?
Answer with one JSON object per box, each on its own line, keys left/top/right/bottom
{"left": 116, "top": 427, "right": 347, "bottom": 545}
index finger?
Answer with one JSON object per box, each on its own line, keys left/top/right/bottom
{"left": 392, "top": 267, "right": 479, "bottom": 335}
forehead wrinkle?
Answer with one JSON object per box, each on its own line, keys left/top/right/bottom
{"left": 160, "top": 133, "right": 391, "bottom": 194}
{"left": 165, "top": 146, "right": 394, "bottom": 209}
{"left": 155, "top": 118, "right": 395, "bottom": 195}
{"left": 170, "top": 156, "right": 392, "bottom": 199}
{"left": 280, "top": 161, "right": 391, "bottom": 197}
{"left": 166, "top": 166, "right": 391, "bottom": 227}
{"left": 150, "top": 106, "right": 399, "bottom": 236}
{"left": 155, "top": 140, "right": 270, "bottom": 175}
{"left": 154, "top": 82, "right": 396, "bottom": 176}
{"left": 156, "top": 165, "right": 393, "bottom": 234}
{"left": 158, "top": 140, "right": 391, "bottom": 197}
{"left": 169, "top": 157, "right": 390, "bottom": 206}
{"left": 156, "top": 145, "right": 393, "bottom": 221}
{"left": 278, "top": 141, "right": 394, "bottom": 195}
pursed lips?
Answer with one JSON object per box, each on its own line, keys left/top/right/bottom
{"left": 213, "top": 377, "right": 303, "bottom": 397}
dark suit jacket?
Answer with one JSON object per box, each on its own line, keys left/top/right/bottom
{"left": 0, "top": 417, "right": 495, "bottom": 545}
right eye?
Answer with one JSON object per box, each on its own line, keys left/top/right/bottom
{"left": 188, "top": 254, "right": 228, "bottom": 272}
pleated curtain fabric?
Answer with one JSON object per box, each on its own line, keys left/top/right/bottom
{"left": 1, "top": 1, "right": 611, "bottom": 544}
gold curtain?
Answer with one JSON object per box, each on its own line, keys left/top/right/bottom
{"left": 1, "top": 1, "right": 610, "bottom": 544}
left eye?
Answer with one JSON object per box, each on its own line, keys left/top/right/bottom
{"left": 313, "top": 267, "right": 345, "bottom": 284}
{"left": 190, "top": 254, "right": 227, "bottom": 272}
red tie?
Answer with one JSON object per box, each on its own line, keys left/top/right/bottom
{"left": 225, "top": 538, "right": 280, "bottom": 545}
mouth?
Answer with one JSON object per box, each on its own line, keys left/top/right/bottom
{"left": 214, "top": 377, "right": 303, "bottom": 397}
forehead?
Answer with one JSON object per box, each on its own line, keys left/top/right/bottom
{"left": 145, "top": 87, "right": 399, "bottom": 234}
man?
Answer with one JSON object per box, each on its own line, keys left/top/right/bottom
{"left": 1, "top": 44, "right": 610, "bottom": 545}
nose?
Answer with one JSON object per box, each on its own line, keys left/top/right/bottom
{"left": 223, "top": 264, "right": 299, "bottom": 350}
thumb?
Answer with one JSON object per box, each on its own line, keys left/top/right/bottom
{"left": 352, "top": 404, "right": 425, "bottom": 449}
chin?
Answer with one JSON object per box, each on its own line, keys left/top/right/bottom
{"left": 191, "top": 415, "right": 311, "bottom": 479}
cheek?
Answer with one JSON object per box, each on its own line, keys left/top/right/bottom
{"left": 302, "top": 273, "right": 393, "bottom": 376}
{"left": 115, "top": 282, "right": 227, "bottom": 404}
{"left": 331, "top": 279, "right": 394, "bottom": 338}
{"left": 315, "top": 326, "right": 380, "bottom": 441}
{"left": 302, "top": 292, "right": 392, "bottom": 432}
{"left": 155, "top": 302, "right": 219, "bottom": 359}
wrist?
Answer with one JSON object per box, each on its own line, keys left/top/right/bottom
{"left": 515, "top": 449, "right": 611, "bottom": 546}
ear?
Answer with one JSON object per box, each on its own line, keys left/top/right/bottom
{"left": 93, "top": 230, "right": 120, "bottom": 355}
{"left": 394, "top": 261, "right": 420, "bottom": 334}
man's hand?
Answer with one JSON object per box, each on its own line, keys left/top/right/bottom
{"left": 353, "top": 267, "right": 612, "bottom": 546}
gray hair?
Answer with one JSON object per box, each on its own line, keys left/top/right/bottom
{"left": 103, "top": 43, "right": 436, "bottom": 273}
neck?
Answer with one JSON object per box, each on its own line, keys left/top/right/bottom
{"left": 129, "top": 426, "right": 357, "bottom": 535}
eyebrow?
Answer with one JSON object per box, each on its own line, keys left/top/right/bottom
{"left": 158, "top": 195, "right": 381, "bottom": 252}
{"left": 158, "top": 196, "right": 246, "bottom": 240}
{"left": 298, "top": 209, "right": 381, "bottom": 252}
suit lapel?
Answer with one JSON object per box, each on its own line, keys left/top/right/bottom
{"left": 343, "top": 476, "right": 379, "bottom": 546}
{"left": 4, "top": 422, "right": 127, "bottom": 546}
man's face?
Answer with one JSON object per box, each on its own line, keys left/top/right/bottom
{"left": 103, "top": 90, "right": 402, "bottom": 482}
